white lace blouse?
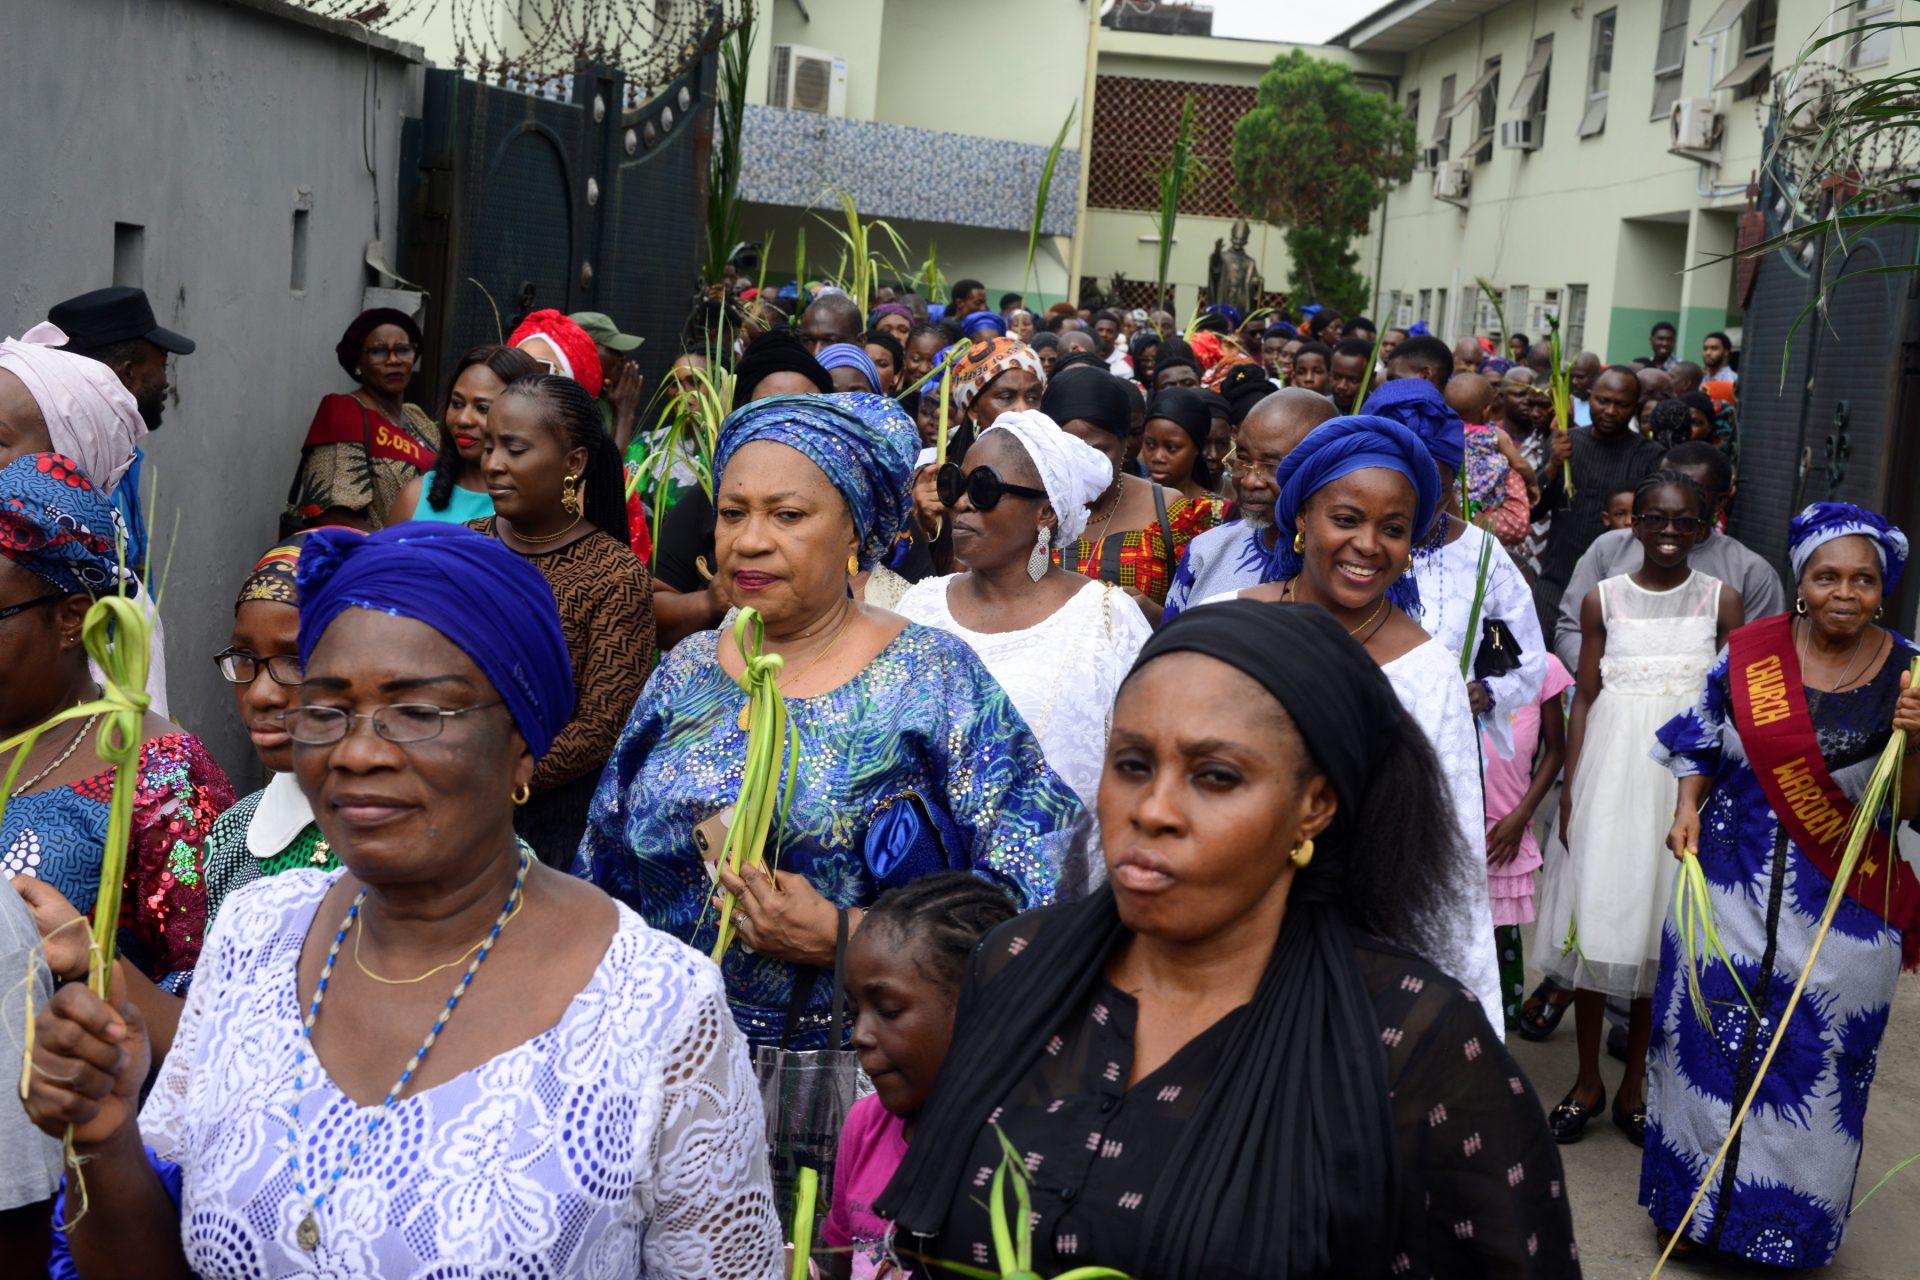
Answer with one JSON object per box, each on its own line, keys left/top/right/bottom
{"left": 138, "top": 870, "right": 783, "bottom": 1278}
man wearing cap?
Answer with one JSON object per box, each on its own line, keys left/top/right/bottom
{"left": 570, "top": 311, "right": 645, "bottom": 450}
{"left": 46, "top": 287, "right": 195, "bottom": 570}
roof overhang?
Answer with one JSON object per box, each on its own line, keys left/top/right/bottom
{"left": 1331, "top": 0, "right": 1510, "bottom": 53}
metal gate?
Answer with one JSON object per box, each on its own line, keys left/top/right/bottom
{"left": 399, "top": 50, "right": 717, "bottom": 407}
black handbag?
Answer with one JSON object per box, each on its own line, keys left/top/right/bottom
{"left": 1474, "top": 616, "right": 1523, "bottom": 681}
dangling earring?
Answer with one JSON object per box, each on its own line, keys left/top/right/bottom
{"left": 1795, "top": 596, "right": 1808, "bottom": 615}
{"left": 1875, "top": 605, "right": 1885, "bottom": 621}
{"left": 1293, "top": 530, "right": 1306, "bottom": 553}
{"left": 1406, "top": 554, "right": 1414, "bottom": 571}
{"left": 1027, "top": 527, "right": 1051, "bottom": 581}
{"left": 847, "top": 554, "right": 860, "bottom": 576}
{"left": 561, "top": 474, "right": 580, "bottom": 515}
{"left": 1289, "top": 837, "right": 1315, "bottom": 869}
{"left": 512, "top": 784, "right": 531, "bottom": 806}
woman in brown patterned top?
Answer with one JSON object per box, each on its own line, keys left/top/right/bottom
{"left": 471, "top": 374, "right": 654, "bottom": 867}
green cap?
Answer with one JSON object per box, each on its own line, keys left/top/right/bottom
{"left": 568, "top": 311, "right": 644, "bottom": 352}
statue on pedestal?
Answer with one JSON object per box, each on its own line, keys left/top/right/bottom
{"left": 1207, "top": 217, "right": 1263, "bottom": 319}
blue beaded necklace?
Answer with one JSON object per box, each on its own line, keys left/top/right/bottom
{"left": 284, "top": 844, "right": 531, "bottom": 1253}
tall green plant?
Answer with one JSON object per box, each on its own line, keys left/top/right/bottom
{"left": 914, "top": 240, "right": 948, "bottom": 306}
{"left": 701, "top": 12, "right": 755, "bottom": 287}
{"left": 1146, "top": 95, "right": 1205, "bottom": 311}
{"left": 814, "top": 187, "right": 911, "bottom": 310}
{"left": 1473, "top": 276, "right": 1508, "bottom": 343}
{"left": 1024, "top": 103, "right": 1078, "bottom": 298}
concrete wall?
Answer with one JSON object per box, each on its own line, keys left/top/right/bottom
{"left": 1372, "top": 0, "right": 1920, "bottom": 363}
{"left": 0, "top": 0, "right": 422, "bottom": 787}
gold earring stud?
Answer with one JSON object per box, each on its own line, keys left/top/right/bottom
{"left": 847, "top": 554, "right": 860, "bottom": 576}
{"left": 1289, "top": 837, "right": 1315, "bottom": 869}
{"left": 1293, "top": 530, "right": 1306, "bottom": 553}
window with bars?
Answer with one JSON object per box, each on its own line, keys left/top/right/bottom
{"left": 1850, "top": 0, "right": 1894, "bottom": 68}
{"left": 1086, "top": 76, "right": 1258, "bottom": 216}
{"left": 1653, "top": 0, "right": 1691, "bottom": 120}
{"left": 1528, "top": 288, "right": 1562, "bottom": 337}
{"left": 1582, "top": 9, "right": 1615, "bottom": 138}
{"left": 1565, "top": 285, "right": 1588, "bottom": 354}
{"left": 1418, "top": 288, "right": 1433, "bottom": 325}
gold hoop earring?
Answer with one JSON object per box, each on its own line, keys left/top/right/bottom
{"left": 1293, "top": 530, "right": 1306, "bottom": 553}
{"left": 1289, "top": 837, "right": 1315, "bottom": 869}
{"left": 561, "top": 474, "right": 580, "bottom": 515}
{"left": 512, "top": 784, "right": 531, "bottom": 806}
{"left": 1795, "top": 596, "right": 1808, "bottom": 616}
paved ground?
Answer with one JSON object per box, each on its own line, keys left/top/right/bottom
{"left": 1507, "top": 955, "right": 1920, "bottom": 1279}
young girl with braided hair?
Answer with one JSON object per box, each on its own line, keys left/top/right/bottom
{"left": 823, "top": 873, "right": 1018, "bottom": 1280}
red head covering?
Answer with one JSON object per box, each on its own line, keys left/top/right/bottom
{"left": 1187, "top": 331, "right": 1224, "bottom": 371}
{"left": 508, "top": 310, "right": 604, "bottom": 397}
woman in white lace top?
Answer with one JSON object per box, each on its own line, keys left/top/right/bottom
{"left": 897, "top": 410, "right": 1147, "bottom": 895}
{"left": 23, "top": 524, "right": 782, "bottom": 1279}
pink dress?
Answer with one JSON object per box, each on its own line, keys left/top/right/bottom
{"left": 1480, "top": 656, "right": 1574, "bottom": 926}
{"left": 823, "top": 1093, "right": 911, "bottom": 1278}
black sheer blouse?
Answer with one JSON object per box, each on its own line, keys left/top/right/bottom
{"left": 910, "top": 911, "right": 1582, "bottom": 1279}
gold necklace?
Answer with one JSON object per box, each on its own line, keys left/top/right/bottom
{"left": 1085, "top": 482, "right": 1124, "bottom": 548}
{"left": 737, "top": 605, "right": 859, "bottom": 730}
{"left": 1281, "top": 579, "right": 1389, "bottom": 638}
{"left": 503, "top": 512, "right": 583, "bottom": 546}
{"left": 353, "top": 893, "right": 526, "bottom": 986}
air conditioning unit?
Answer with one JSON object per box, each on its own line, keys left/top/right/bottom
{"left": 769, "top": 44, "right": 848, "bottom": 116}
{"left": 1669, "top": 98, "right": 1723, "bottom": 154}
{"left": 1500, "top": 117, "right": 1542, "bottom": 151}
{"left": 1434, "top": 159, "right": 1472, "bottom": 203}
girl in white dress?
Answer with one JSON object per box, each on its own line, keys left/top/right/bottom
{"left": 897, "top": 409, "right": 1143, "bottom": 894}
{"left": 1543, "top": 470, "right": 1743, "bottom": 1145}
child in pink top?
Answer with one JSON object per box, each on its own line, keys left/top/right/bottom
{"left": 1481, "top": 654, "right": 1573, "bottom": 1029}
{"left": 821, "top": 873, "right": 1017, "bottom": 1280}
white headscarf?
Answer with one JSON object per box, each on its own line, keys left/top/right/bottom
{"left": 980, "top": 410, "right": 1114, "bottom": 547}
{"left": 0, "top": 322, "right": 147, "bottom": 493}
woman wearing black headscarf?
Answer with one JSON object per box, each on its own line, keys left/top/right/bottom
{"left": 650, "top": 331, "right": 835, "bottom": 648}
{"left": 1140, "top": 387, "right": 1216, "bottom": 500}
{"left": 285, "top": 308, "right": 437, "bottom": 532}
{"left": 878, "top": 602, "right": 1579, "bottom": 1280}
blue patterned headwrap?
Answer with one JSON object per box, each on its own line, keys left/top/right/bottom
{"left": 1202, "top": 303, "right": 1244, "bottom": 330}
{"left": 1788, "top": 502, "right": 1909, "bottom": 592}
{"left": 962, "top": 311, "right": 1008, "bottom": 339}
{"left": 1270, "top": 416, "right": 1440, "bottom": 611}
{"left": 1361, "top": 378, "right": 1464, "bottom": 473}
{"left": 0, "top": 452, "right": 130, "bottom": 596}
{"left": 296, "top": 522, "right": 575, "bottom": 760}
{"left": 714, "top": 392, "right": 919, "bottom": 570}
{"left": 816, "top": 342, "right": 884, "bottom": 393}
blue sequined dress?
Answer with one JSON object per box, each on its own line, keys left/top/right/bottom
{"left": 1641, "top": 636, "right": 1915, "bottom": 1267}
{"left": 577, "top": 624, "right": 1085, "bottom": 1047}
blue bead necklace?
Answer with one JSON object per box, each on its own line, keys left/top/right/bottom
{"left": 284, "top": 844, "right": 531, "bottom": 1252}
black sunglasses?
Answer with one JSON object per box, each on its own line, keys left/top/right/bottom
{"left": 1633, "top": 512, "right": 1703, "bottom": 535}
{"left": 0, "top": 594, "right": 61, "bottom": 625}
{"left": 936, "top": 463, "right": 1048, "bottom": 513}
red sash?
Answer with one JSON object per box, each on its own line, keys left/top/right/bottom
{"left": 301, "top": 395, "right": 433, "bottom": 471}
{"left": 1729, "top": 613, "right": 1920, "bottom": 968}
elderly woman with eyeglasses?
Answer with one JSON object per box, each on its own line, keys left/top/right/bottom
{"left": 285, "top": 309, "right": 439, "bottom": 532}
{"left": 23, "top": 523, "right": 783, "bottom": 1278}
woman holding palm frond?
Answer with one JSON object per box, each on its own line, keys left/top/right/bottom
{"left": 1643, "top": 502, "right": 1920, "bottom": 1267}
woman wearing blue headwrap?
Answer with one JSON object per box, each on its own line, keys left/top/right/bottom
{"left": 1368, "top": 377, "right": 1547, "bottom": 752}
{"left": 579, "top": 393, "right": 1084, "bottom": 1048}
{"left": 26, "top": 520, "right": 783, "bottom": 1277}
{"left": 1207, "top": 416, "right": 1504, "bottom": 1034}
{"left": 816, "top": 341, "right": 884, "bottom": 395}
{"left": 1641, "top": 502, "right": 1920, "bottom": 1267}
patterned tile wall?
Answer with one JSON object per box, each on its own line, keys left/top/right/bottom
{"left": 738, "top": 104, "right": 1080, "bottom": 236}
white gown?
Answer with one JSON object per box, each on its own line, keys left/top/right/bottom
{"left": 1382, "top": 638, "right": 1505, "bottom": 1037}
{"left": 1544, "top": 570, "right": 1722, "bottom": 999}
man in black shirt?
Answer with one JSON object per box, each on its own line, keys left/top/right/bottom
{"left": 1530, "top": 366, "right": 1664, "bottom": 633}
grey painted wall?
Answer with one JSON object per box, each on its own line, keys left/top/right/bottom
{"left": 0, "top": 0, "right": 423, "bottom": 786}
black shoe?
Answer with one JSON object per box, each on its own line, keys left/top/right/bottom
{"left": 1516, "top": 981, "right": 1573, "bottom": 1042}
{"left": 1548, "top": 1088, "right": 1607, "bottom": 1144}
{"left": 1613, "top": 1103, "right": 1647, "bottom": 1147}
{"left": 1607, "top": 1023, "right": 1629, "bottom": 1062}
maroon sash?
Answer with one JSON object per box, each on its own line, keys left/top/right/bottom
{"left": 301, "top": 394, "right": 433, "bottom": 470}
{"left": 1729, "top": 613, "right": 1920, "bottom": 968}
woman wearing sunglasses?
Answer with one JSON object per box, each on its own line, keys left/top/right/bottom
{"left": 2, "top": 453, "right": 233, "bottom": 1063}
{"left": 285, "top": 308, "right": 439, "bottom": 532}
{"left": 896, "top": 411, "right": 1149, "bottom": 893}
{"left": 199, "top": 533, "right": 336, "bottom": 929}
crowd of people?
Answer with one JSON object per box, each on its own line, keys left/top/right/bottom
{"left": 1, "top": 275, "right": 1914, "bottom": 1279}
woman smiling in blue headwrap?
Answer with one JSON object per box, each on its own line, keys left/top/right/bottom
{"left": 1212, "top": 415, "right": 1504, "bottom": 1033}
{"left": 579, "top": 393, "right": 1084, "bottom": 1048}
{"left": 26, "top": 521, "right": 782, "bottom": 1277}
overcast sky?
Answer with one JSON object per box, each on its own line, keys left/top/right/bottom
{"left": 1173, "top": 0, "right": 1389, "bottom": 45}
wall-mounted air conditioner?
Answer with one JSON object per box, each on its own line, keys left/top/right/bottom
{"left": 1669, "top": 99, "right": 1723, "bottom": 155}
{"left": 770, "top": 44, "right": 848, "bottom": 116}
{"left": 1435, "top": 159, "right": 1472, "bottom": 203}
{"left": 1500, "top": 117, "right": 1542, "bottom": 151}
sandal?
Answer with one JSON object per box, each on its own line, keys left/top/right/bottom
{"left": 1614, "top": 1101, "right": 1647, "bottom": 1147}
{"left": 1548, "top": 1087, "right": 1607, "bottom": 1144}
{"left": 1515, "top": 981, "right": 1573, "bottom": 1042}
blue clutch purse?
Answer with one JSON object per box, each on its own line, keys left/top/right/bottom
{"left": 864, "top": 789, "right": 967, "bottom": 889}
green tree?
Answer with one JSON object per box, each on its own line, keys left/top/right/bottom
{"left": 1232, "top": 50, "right": 1415, "bottom": 316}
